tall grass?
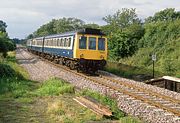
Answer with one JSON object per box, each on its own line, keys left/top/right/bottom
{"left": 34, "top": 78, "right": 74, "bottom": 96}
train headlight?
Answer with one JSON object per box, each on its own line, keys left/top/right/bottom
{"left": 100, "top": 55, "right": 104, "bottom": 59}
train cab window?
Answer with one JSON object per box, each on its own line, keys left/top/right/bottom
{"left": 79, "top": 36, "right": 87, "bottom": 49}
{"left": 98, "top": 38, "right": 105, "bottom": 51}
{"left": 89, "top": 37, "right": 96, "bottom": 50}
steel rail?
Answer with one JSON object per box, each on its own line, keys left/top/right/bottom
{"left": 25, "top": 49, "right": 180, "bottom": 117}
{"left": 100, "top": 75, "right": 180, "bottom": 104}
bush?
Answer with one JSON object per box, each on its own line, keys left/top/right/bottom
{"left": 0, "top": 63, "right": 16, "bottom": 77}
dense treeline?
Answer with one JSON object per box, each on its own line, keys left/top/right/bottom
{"left": 119, "top": 8, "right": 180, "bottom": 77}
{"left": 28, "top": 8, "right": 180, "bottom": 77}
{"left": 0, "top": 20, "right": 16, "bottom": 58}
{"left": 27, "top": 18, "right": 100, "bottom": 38}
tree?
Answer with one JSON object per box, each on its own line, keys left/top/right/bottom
{"left": 83, "top": 23, "right": 100, "bottom": 29}
{"left": 103, "top": 8, "right": 141, "bottom": 33}
{"left": 0, "top": 20, "right": 7, "bottom": 33}
{"left": 33, "top": 18, "right": 85, "bottom": 37}
{"left": 145, "top": 8, "right": 180, "bottom": 23}
{"left": 103, "top": 8, "right": 143, "bottom": 59}
{"left": 53, "top": 18, "right": 85, "bottom": 33}
{"left": 0, "top": 20, "right": 15, "bottom": 58}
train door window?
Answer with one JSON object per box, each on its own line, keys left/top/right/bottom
{"left": 79, "top": 36, "right": 87, "bottom": 49}
{"left": 98, "top": 38, "right": 105, "bottom": 51}
{"left": 68, "top": 38, "right": 71, "bottom": 47}
{"left": 89, "top": 37, "right": 96, "bottom": 50}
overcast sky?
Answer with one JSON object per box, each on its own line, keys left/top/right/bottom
{"left": 0, "top": 0, "right": 180, "bottom": 39}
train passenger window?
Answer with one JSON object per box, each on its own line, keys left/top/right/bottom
{"left": 79, "top": 36, "right": 87, "bottom": 49}
{"left": 60, "top": 38, "right": 62, "bottom": 46}
{"left": 61, "top": 39, "right": 64, "bottom": 47}
{"left": 64, "top": 38, "right": 67, "bottom": 47}
{"left": 53, "top": 39, "right": 57, "bottom": 46}
{"left": 65, "top": 38, "right": 68, "bottom": 47}
{"left": 98, "top": 38, "right": 105, "bottom": 50}
{"left": 56, "top": 39, "right": 58, "bottom": 46}
{"left": 51, "top": 39, "right": 53, "bottom": 46}
{"left": 48, "top": 39, "right": 51, "bottom": 46}
{"left": 44, "top": 40, "right": 47, "bottom": 46}
{"left": 89, "top": 37, "right": 96, "bottom": 50}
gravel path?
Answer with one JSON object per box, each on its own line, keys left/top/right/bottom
{"left": 16, "top": 48, "right": 180, "bottom": 123}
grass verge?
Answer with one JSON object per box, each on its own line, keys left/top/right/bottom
{"left": 0, "top": 51, "right": 143, "bottom": 123}
{"left": 104, "top": 61, "right": 163, "bottom": 81}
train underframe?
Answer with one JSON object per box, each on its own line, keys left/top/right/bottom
{"left": 29, "top": 49, "right": 106, "bottom": 74}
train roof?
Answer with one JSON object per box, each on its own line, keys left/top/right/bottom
{"left": 34, "top": 28, "right": 106, "bottom": 40}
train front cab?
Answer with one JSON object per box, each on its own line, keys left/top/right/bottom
{"left": 73, "top": 33, "right": 107, "bottom": 72}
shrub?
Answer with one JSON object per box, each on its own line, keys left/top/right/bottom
{"left": 0, "top": 63, "right": 16, "bottom": 77}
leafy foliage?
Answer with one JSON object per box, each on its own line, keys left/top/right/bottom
{"left": 0, "top": 20, "right": 16, "bottom": 58}
{"left": 120, "top": 9, "right": 180, "bottom": 77}
{"left": 145, "top": 8, "right": 180, "bottom": 23}
{"left": 103, "top": 8, "right": 144, "bottom": 59}
{"left": 30, "top": 18, "right": 101, "bottom": 38}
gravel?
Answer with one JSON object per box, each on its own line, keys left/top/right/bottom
{"left": 16, "top": 48, "right": 180, "bottom": 123}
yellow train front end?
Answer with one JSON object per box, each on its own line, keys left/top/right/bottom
{"left": 73, "top": 29, "right": 107, "bottom": 73}
{"left": 74, "top": 34, "right": 107, "bottom": 60}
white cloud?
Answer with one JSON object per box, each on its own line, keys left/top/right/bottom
{"left": 0, "top": 0, "right": 179, "bottom": 38}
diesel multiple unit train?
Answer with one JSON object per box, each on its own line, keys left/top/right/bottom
{"left": 26, "top": 28, "right": 107, "bottom": 73}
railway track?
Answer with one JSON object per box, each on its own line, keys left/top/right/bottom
{"left": 35, "top": 50, "right": 180, "bottom": 117}
{"left": 18, "top": 47, "right": 180, "bottom": 122}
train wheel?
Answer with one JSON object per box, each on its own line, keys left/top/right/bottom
{"left": 70, "top": 61, "right": 75, "bottom": 70}
{"left": 59, "top": 58, "right": 63, "bottom": 65}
